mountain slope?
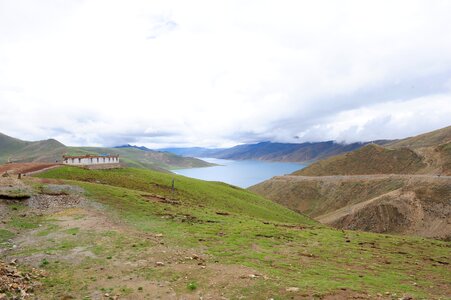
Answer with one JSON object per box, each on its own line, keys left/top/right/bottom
{"left": 250, "top": 125, "right": 451, "bottom": 239}
{"left": 161, "top": 140, "right": 391, "bottom": 163}
{"left": 387, "top": 125, "right": 451, "bottom": 149}
{"left": 250, "top": 174, "right": 451, "bottom": 239}
{"left": 0, "top": 132, "right": 212, "bottom": 171}
{"left": 0, "top": 133, "right": 66, "bottom": 163}
{"left": 294, "top": 144, "right": 427, "bottom": 176}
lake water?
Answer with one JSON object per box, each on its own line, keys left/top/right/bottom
{"left": 174, "top": 158, "right": 306, "bottom": 188}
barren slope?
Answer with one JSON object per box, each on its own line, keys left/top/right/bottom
{"left": 251, "top": 126, "right": 451, "bottom": 239}
{"left": 294, "top": 144, "right": 428, "bottom": 176}
{"left": 250, "top": 175, "right": 451, "bottom": 240}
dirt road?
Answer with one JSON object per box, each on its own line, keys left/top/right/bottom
{"left": 0, "top": 163, "right": 61, "bottom": 175}
{"left": 273, "top": 174, "right": 451, "bottom": 182}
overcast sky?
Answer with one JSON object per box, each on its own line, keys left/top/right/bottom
{"left": 1, "top": 0, "right": 451, "bottom": 148}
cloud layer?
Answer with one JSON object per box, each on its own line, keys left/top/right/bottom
{"left": 1, "top": 0, "right": 450, "bottom": 147}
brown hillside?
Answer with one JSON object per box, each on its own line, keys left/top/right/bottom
{"left": 294, "top": 144, "right": 426, "bottom": 176}
{"left": 320, "top": 179, "right": 451, "bottom": 240}
{"left": 250, "top": 174, "right": 451, "bottom": 240}
{"left": 387, "top": 125, "right": 451, "bottom": 149}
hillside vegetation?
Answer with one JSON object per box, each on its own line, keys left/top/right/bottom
{"left": 0, "top": 132, "right": 212, "bottom": 171}
{"left": 0, "top": 167, "right": 449, "bottom": 299}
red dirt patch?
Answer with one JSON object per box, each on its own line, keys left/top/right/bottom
{"left": 0, "top": 163, "right": 61, "bottom": 175}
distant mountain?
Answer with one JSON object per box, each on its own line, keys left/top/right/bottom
{"left": 159, "top": 147, "right": 224, "bottom": 158}
{"left": 114, "top": 144, "right": 153, "bottom": 151}
{"left": 0, "top": 132, "right": 212, "bottom": 171}
{"left": 161, "top": 140, "right": 392, "bottom": 163}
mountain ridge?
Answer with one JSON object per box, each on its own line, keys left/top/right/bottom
{"left": 0, "top": 132, "right": 212, "bottom": 171}
{"left": 160, "top": 140, "right": 392, "bottom": 162}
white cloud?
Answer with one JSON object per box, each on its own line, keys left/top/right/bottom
{"left": 0, "top": 0, "right": 450, "bottom": 147}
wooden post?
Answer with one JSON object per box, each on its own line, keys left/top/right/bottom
{"left": 172, "top": 178, "right": 175, "bottom": 193}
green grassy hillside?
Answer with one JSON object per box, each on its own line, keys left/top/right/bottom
{"left": 37, "top": 166, "right": 309, "bottom": 224}
{"left": 0, "top": 133, "right": 66, "bottom": 163}
{"left": 0, "top": 166, "right": 444, "bottom": 298}
{"left": 0, "top": 132, "right": 212, "bottom": 171}
{"left": 0, "top": 132, "right": 28, "bottom": 155}
{"left": 294, "top": 144, "right": 426, "bottom": 176}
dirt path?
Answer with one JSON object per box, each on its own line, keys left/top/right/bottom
{"left": 273, "top": 174, "right": 451, "bottom": 182}
{"left": 316, "top": 189, "right": 403, "bottom": 224}
{"left": 0, "top": 163, "right": 61, "bottom": 175}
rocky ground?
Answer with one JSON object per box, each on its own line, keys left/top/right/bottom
{"left": 0, "top": 259, "right": 46, "bottom": 299}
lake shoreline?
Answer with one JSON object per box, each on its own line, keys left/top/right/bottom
{"left": 174, "top": 157, "right": 307, "bottom": 188}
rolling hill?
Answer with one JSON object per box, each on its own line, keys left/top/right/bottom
{"left": 0, "top": 132, "right": 212, "bottom": 171}
{"left": 250, "top": 125, "right": 451, "bottom": 239}
{"left": 0, "top": 166, "right": 449, "bottom": 298}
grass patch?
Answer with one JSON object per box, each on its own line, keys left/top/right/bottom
{"left": 0, "top": 228, "right": 14, "bottom": 242}
{"left": 187, "top": 282, "right": 197, "bottom": 291}
{"left": 9, "top": 216, "right": 40, "bottom": 229}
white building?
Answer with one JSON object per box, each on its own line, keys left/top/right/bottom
{"left": 63, "top": 155, "right": 119, "bottom": 165}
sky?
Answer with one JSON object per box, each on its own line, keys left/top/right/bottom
{"left": 1, "top": 0, "right": 451, "bottom": 148}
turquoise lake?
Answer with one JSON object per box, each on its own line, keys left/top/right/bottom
{"left": 174, "top": 158, "right": 306, "bottom": 188}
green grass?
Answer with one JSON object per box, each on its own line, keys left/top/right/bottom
{"left": 9, "top": 216, "right": 40, "bottom": 229}
{"left": 38, "top": 166, "right": 312, "bottom": 224}
{"left": 21, "top": 166, "right": 451, "bottom": 299}
{"left": 0, "top": 228, "right": 14, "bottom": 242}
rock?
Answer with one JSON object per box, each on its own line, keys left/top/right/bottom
{"left": 0, "top": 294, "right": 6, "bottom": 300}
{"left": 155, "top": 233, "right": 164, "bottom": 237}
{"left": 240, "top": 274, "right": 259, "bottom": 279}
{"left": 286, "top": 287, "right": 300, "bottom": 292}
{"left": 155, "top": 262, "right": 165, "bottom": 266}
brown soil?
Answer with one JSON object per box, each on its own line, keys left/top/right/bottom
{"left": 251, "top": 174, "right": 451, "bottom": 240}
{"left": 0, "top": 163, "right": 60, "bottom": 175}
